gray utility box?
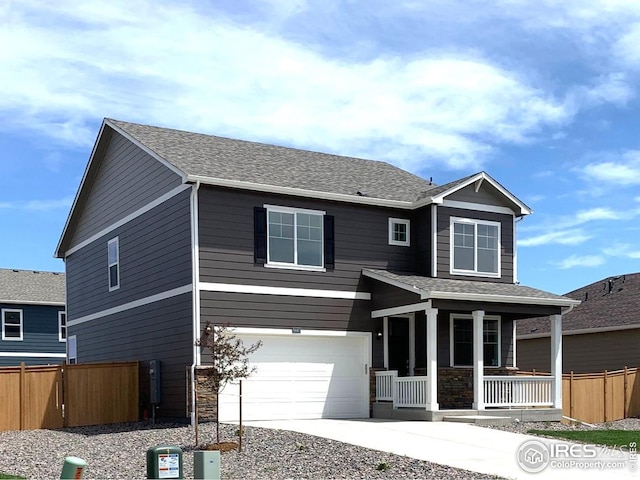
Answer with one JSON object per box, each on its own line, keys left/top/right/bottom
{"left": 193, "top": 451, "right": 220, "bottom": 480}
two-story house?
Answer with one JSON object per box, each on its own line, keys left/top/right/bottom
{"left": 55, "top": 119, "right": 578, "bottom": 422}
{"left": 0, "top": 269, "right": 67, "bottom": 366}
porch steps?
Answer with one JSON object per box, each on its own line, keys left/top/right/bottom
{"left": 442, "top": 415, "right": 513, "bottom": 426}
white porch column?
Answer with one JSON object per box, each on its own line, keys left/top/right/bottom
{"left": 425, "top": 306, "right": 439, "bottom": 411}
{"left": 472, "top": 310, "right": 485, "bottom": 410}
{"left": 383, "top": 317, "right": 389, "bottom": 369}
{"left": 409, "top": 315, "right": 415, "bottom": 376}
{"left": 551, "top": 314, "right": 563, "bottom": 408}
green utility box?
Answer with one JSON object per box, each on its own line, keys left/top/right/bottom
{"left": 146, "top": 445, "right": 183, "bottom": 479}
{"left": 194, "top": 450, "right": 221, "bottom": 480}
{"left": 60, "top": 456, "right": 86, "bottom": 479}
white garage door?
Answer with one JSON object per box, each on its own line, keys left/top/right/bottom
{"left": 217, "top": 331, "right": 370, "bottom": 421}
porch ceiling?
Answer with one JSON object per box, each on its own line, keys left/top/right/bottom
{"left": 363, "top": 269, "right": 580, "bottom": 308}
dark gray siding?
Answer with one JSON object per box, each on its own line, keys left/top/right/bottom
{"left": 69, "top": 293, "right": 193, "bottom": 418}
{"left": 66, "top": 189, "right": 192, "bottom": 319}
{"left": 413, "top": 206, "right": 432, "bottom": 276}
{"left": 198, "top": 187, "right": 415, "bottom": 291}
{"left": 436, "top": 206, "right": 514, "bottom": 283}
{"left": 0, "top": 304, "right": 65, "bottom": 366}
{"left": 447, "top": 184, "right": 506, "bottom": 206}
{"left": 436, "top": 312, "right": 514, "bottom": 368}
{"left": 517, "top": 329, "right": 640, "bottom": 374}
{"left": 369, "top": 281, "right": 421, "bottom": 312}
{"left": 69, "top": 131, "right": 183, "bottom": 249}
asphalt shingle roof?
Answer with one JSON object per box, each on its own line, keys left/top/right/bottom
{"left": 517, "top": 272, "right": 640, "bottom": 336}
{"left": 0, "top": 269, "right": 65, "bottom": 305}
{"left": 108, "top": 119, "right": 438, "bottom": 203}
{"left": 364, "top": 269, "right": 575, "bottom": 304}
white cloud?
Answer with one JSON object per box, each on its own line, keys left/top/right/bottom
{"left": 602, "top": 243, "right": 640, "bottom": 259}
{"left": 519, "top": 229, "right": 591, "bottom": 247}
{"left": 580, "top": 151, "right": 640, "bottom": 186}
{"left": 553, "top": 254, "right": 605, "bottom": 269}
{"left": 0, "top": 0, "right": 577, "bottom": 173}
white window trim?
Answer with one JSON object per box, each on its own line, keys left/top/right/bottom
{"left": 108, "top": 236, "right": 120, "bottom": 291}
{"left": 2, "top": 308, "right": 23, "bottom": 341}
{"left": 388, "top": 218, "right": 411, "bottom": 246}
{"left": 67, "top": 335, "right": 77, "bottom": 364}
{"left": 449, "top": 217, "right": 501, "bottom": 278}
{"left": 58, "top": 311, "right": 67, "bottom": 342}
{"left": 264, "top": 204, "right": 326, "bottom": 272}
{"left": 449, "top": 314, "right": 501, "bottom": 368}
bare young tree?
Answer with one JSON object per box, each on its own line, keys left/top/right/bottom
{"left": 195, "top": 322, "right": 262, "bottom": 445}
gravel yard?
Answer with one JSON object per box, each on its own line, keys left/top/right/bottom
{"left": 0, "top": 421, "right": 502, "bottom": 479}
{"left": 487, "top": 417, "right": 640, "bottom": 435}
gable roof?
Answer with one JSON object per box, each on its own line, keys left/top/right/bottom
{"left": 0, "top": 269, "right": 65, "bottom": 306}
{"left": 517, "top": 273, "right": 640, "bottom": 338}
{"left": 363, "top": 269, "right": 578, "bottom": 307}
{"left": 107, "top": 119, "right": 438, "bottom": 204}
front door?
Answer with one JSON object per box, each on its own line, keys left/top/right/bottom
{"left": 388, "top": 317, "right": 410, "bottom": 376}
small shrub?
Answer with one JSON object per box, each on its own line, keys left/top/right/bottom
{"left": 296, "top": 443, "right": 307, "bottom": 451}
{"left": 375, "top": 461, "right": 390, "bottom": 472}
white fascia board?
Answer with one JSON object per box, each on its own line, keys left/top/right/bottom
{"left": 517, "top": 323, "right": 640, "bottom": 340}
{"left": 225, "top": 326, "right": 371, "bottom": 338}
{"left": 105, "top": 119, "right": 188, "bottom": 181}
{"left": 187, "top": 175, "right": 414, "bottom": 210}
{"left": 360, "top": 270, "right": 425, "bottom": 297}
{"left": 441, "top": 199, "right": 516, "bottom": 215}
{"left": 371, "top": 302, "right": 432, "bottom": 318}
{"left": 0, "top": 300, "right": 65, "bottom": 306}
{"left": 0, "top": 352, "right": 67, "bottom": 358}
{"left": 199, "top": 282, "right": 371, "bottom": 300}
{"left": 427, "top": 290, "right": 581, "bottom": 307}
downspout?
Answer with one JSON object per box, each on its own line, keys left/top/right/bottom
{"left": 190, "top": 181, "right": 201, "bottom": 426}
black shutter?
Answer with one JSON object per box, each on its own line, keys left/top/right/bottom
{"left": 324, "top": 215, "right": 335, "bottom": 270}
{"left": 254, "top": 207, "right": 267, "bottom": 264}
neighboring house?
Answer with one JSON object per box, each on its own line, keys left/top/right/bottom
{"left": 517, "top": 273, "right": 640, "bottom": 374}
{"left": 55, "top": 118, "right": 578, "bottom": 422}
{"left": 0, "top": 268, "right": 67, "bottom": 366}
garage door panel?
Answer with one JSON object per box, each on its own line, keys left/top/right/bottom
{"left": 217, "top": 332, "right": 369, "bottom": 421}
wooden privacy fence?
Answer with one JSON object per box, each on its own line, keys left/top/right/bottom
{"left": 0, "top": 361, "right": 139, "bottom": 432}
{"left": 519, "top": 367, "right": 640, "bottom": 424}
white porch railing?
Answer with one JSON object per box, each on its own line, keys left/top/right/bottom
{"left": 375, "top": 371, "right": 429, "bottom": 408}
{"left": 375, "top": 370, "right": 396, "bottom": 401}
{"left": 484, "top": 375, "right": 553, "bottom": 407}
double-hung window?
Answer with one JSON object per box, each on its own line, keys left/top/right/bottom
{"left": 2, "top": 308, "right": 23, "bottom": 341}
{"left": 450, "top": 315, "right": 501, "bottom": 367}
{"left": 451, "top": 217, "right": 500, "bottom": 277}
{"left": 58, "top": 311, "right": 67, "bottom": 342}
{"left": 266, "top": 206, "right": 324, "bottom": 270}
{"left": 108, "top": 237, "right": 120, "bottom": 291}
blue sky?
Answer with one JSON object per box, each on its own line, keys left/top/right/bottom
{"left": 1, "top": 0, "right": 640, "bottom": 295}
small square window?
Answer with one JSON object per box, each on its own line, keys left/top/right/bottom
{"left": 388, "top": 218, "right": 410, "bottom": 246}
{"left": 2, "top": 309, "right": 23, "bottom": 341}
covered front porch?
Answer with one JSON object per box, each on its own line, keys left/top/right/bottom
{"left": 363, "top": 269, "right": 579, "bottom": 422}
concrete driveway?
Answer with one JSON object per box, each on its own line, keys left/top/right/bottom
{"left": 243, "top": 419, "right": 639, "bottom": 479}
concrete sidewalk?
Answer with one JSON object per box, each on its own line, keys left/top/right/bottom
{"left": 243, "top": 418, "right": 639, "bottom": 479}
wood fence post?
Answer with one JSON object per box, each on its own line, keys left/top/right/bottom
{"left": 569, "top": 371, "right": 574, "bottom": 419}
{"left": 603, "top": 370, "right": 608, "bottom": 423}
{"left": 624, "top": 366, "right": 628, "bottom": 419}
{"left": 19, "top": 362, "right": 26, "bottom": 431}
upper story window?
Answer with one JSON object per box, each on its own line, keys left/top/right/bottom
{"left": 388, "top": 218, "right": 410, "bottom": 246}
{"left": 450, "top": 315, "right": 501, "bottom": 367}
{"left": 2, "top": 308, "right": 23, "bottom": 341}
{"left": 266, "top": 205, "right": 324, "bottom": 270}
{"left": 58, "top": 311, "right": 67, "bottom": 342}
{"left": 108, "top": 237, "right": 120, "bottom": 291}
{"left": 254, "top": 205, "right": 335, "bottom": 271}
{"left": 450, "top": 217, "right": 500, "bottom": 277}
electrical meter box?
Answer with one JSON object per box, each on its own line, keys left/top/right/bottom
{"left": 149, "top": 360, "right": 161, "bottom": 404}
{"left": 146, "top": 445, "right": 182, "bottom": 480}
